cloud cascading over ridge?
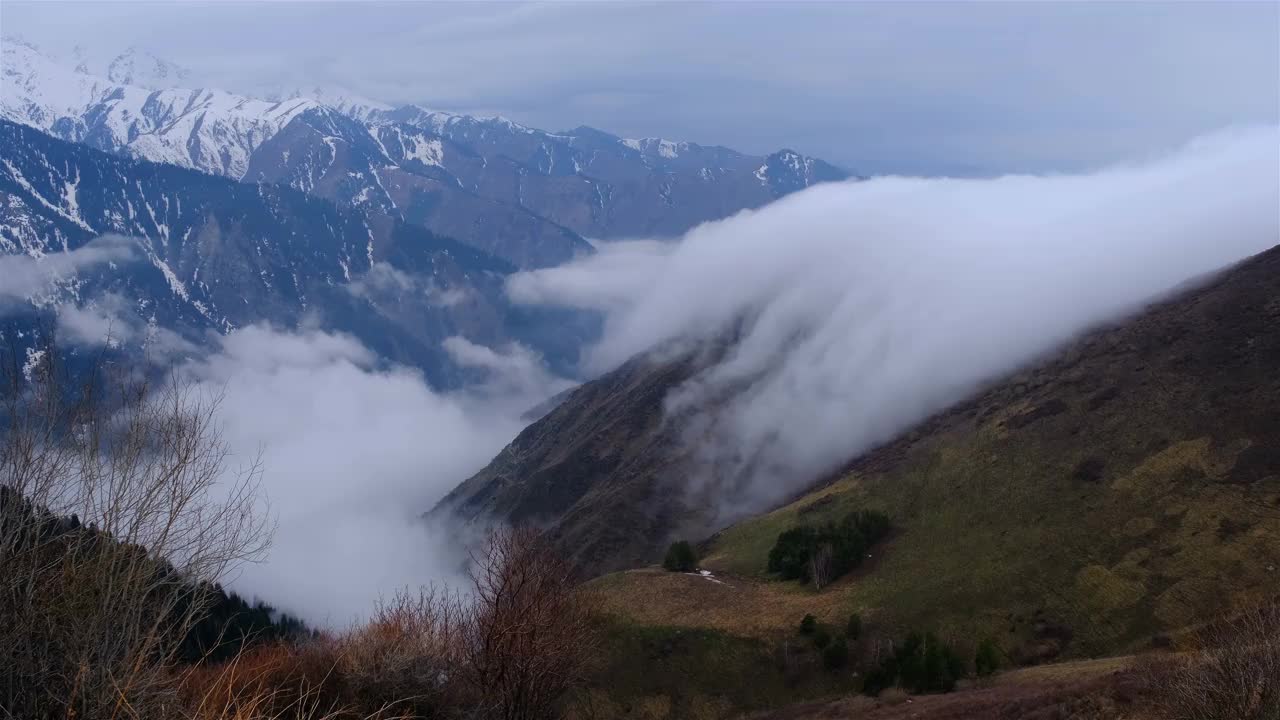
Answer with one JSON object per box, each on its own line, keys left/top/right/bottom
{"left": 509, "top": 126, "right": 1280, "bottom": 521}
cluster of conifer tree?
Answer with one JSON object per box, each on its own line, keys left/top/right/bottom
{"left": 767, "top": 509, "right": 890, "bottom": 586}
{"left": 861, "top": 631, "right": 966, "bottom": 695}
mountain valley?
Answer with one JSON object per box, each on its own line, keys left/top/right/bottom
{"left": 0, "top": 13, "right": 1277, "bottom": 720}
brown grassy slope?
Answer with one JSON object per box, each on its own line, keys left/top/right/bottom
{"left": 751, "top": 656, "right": 1151, "bottom": 720}
{"left": 619, "top": 243, "right": 1280, "bottom": 661}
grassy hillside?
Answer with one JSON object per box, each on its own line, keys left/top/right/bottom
{"left": 576, "top": 245, "right": 1280, "bottom": 716}
{"left": 693, "top": 245, "right": 1280, "bottom": 659}
{"left": 754, "top": 655, "right": 1149, "bottom": 720}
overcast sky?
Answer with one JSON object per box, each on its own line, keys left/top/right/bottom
{"left": 3, "top": 1, "right": 1276, "bottom": 175}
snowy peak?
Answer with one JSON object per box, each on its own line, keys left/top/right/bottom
{"left": 2, "top": 38, "right": 118, "bottom": 129}
{"left": 277, "top": 85, "right": 391, "bottom": 123}
{"left": 2, "top": 39, "right": 318, "bottom": 178}
{"left": 103, "top": 46, "right": 192, "bottom": 89}
{"left": 755, "top": 148, "right": 850, "bottom": 194}
{"left": 621, "top": 136, "right": 687, "bottom": 160}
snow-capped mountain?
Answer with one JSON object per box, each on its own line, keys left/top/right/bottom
{"left": 0, "top": 119, "right": 587, "bottom": 385}
{"left": 270, "top": 84, "right": 391, "bottom": 123}
{"left": 2, "top": 38, "right": 317, "bottom": 178}
{"left": 3, "top": 39, "right": 851, "bottom": 269}
{"left": 244, "top": 106, "right": 594, "bottom": 268}
{"left": 358, "top": 106, "right": 851, "bottom": 239}
{"left": 64, "top": 42, "right": 195, "bottom": 89}
{"left": 101, "top": 46, "right": 193, "bottom": 89}
{"left": 2, "top": 38, "right": 120, "bottom": 130}
{"left": 242, "top": 103, "right": 849, "bottom": 263}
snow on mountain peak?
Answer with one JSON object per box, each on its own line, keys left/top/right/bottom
{"left": 621, "top": 137, "right": 686, "bottom": 160}
{"left": 1, "top": 40, "right": 319, "bottom": 178}
{"left": 104, "top": 46, "right": 193, "bottom": 89}
{"left": 276, "top": 84, "right": 391, "bottom": 123}
{"left": 2, "top": 39, "right": 118, "bottom": 128}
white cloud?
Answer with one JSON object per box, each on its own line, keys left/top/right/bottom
{"left": 56, "top": 294, "right": 132, "bottom": 348}
{"left": 0, "top": 235, "right": 134, "bottom": 306}
{"left": 2, "top": 243, "right": 558, "bottom": 624}
{"left": 176, "top": 325, "right": 549, "bottom": 625}
{"left": 444, "top": 335, "right": 575, "bottom": 403}
{"left": 510, "top": 126, "right": 1280, "bottom": 522}
{"left": 346, "top": 262, "right": 472, "bottom": 307}
{"left": 51, "top": 291, "right": 200, "bottom": 359}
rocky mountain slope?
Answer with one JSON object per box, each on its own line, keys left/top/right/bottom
{"left": 3, "top": 38, "right": 849, "bottom": 268}
{"left": 431, "top": 344, "right": 718, "bottom": 573}
{"left": 244, "top": 106, "right": 593, "bottom": 268}
{"left": 0, "top": 119, "right": 552, "bottom": 384}
{"left": 2, "top": 39, "right": 317, "bottom": 179}
{"left": 368, "top": 107, "right": 850, "bottom": 241}
{"left": 436, "top": 240, "right": 1280, "bottom": 655}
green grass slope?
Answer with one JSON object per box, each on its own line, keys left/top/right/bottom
{"left": 699, "top": 244, "right": 1280, "bottom": 660}
{"left": 576, "top": 246, "right": 1280, "bottom": 717}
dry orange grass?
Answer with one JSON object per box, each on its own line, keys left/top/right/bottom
{"left": 177, "top": 591, "right": 462, "bottom": 719}
{"left": 178, "top": 640, "right": 356, "bottom": 719}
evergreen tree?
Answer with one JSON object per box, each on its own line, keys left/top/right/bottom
{"left": 767, "top": 510, "right": 890, "bottom": 586}
{"left": 846, "top": 612, "right": 862, "bottom": 640}
{"left": 975, "top": 638, "right": 1000, "bottom": 677}
{"left": 812, "top": 626, "right": 832, "bottom": 649}
{"left": 823, "top": 637, "right": 850, "bottom": 670}
{"left": 662, "top": 540, "right": 698, "bottom": 572}
{"left": 863, "top": 630, "right": 965, "bottom": 696}
{"left": 768, "top": 526, "right": 818, "bottom": 580}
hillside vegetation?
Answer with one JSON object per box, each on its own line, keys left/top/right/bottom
{"left": 576, "top": 244, "right": 1280, "bottom": 715}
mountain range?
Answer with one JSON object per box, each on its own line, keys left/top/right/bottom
{"left": 4, "top": 31, "right": 1279, "bottom": 720}
{"left": 2, "top": 37, "right": 849, "bottom": 270}
{"left": 0, "top": 118, "right": 531, "bottom": 384}
{"left": 1, "top": 36, "right": 851, "bottom": 386}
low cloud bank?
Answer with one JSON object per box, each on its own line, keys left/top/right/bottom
{"left": 510, "top": 127, "right": 1280, "bottom": 521}
{"left": 1, "top": 236, "right": 560, "bottom": 624}
{"left": 0, "top": 235, "right": 134, "bottom": 306}
{"left": 175, "top": 326, "right": 556, "bottom": 625}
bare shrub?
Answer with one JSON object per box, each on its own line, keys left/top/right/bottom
{"left": 0, "top": 332, "right": 271, "bottom": 718}
{"left": 0, "top": 333, "right": 594, "bottom": 719}
{"left": 337, "top": 588, "right": 464, "bottom": 716}
{"left": 179, "top": 528, "right": 594, "bottom": 720}
{"left": 461, "top": 526, "right": 597, "bottom": 720}
{"left": 1150, "top": 603, "right": 1280, "bottom": 720}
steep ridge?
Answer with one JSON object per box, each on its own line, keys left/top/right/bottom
{"left": 697, "top": 242, "right": 1280, "bottom": 655}
{"left": 0, "top": 120, "right": 540, "bottom": 385}
{"left": 431, "top": 344, "right": 719, "bottom": 574}
{"left": 245, "top": 107, "right": 592, "bottom": 268}
{"left": 437, "top": 239, "right": 1280, "bottom": 653}
{"left": 378, "top": 107, "right": 851, "bottom": 240}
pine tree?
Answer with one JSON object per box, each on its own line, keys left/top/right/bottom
{"left": 662, "top": 540, "right": 697, "bottom": 572}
